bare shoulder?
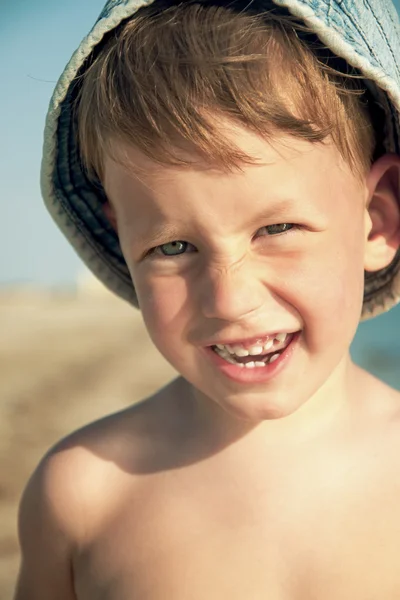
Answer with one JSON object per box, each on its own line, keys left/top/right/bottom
{"left": 53, "top": 375, "right": 194, "bottom": 476}
{"left": 14, "top": 424, "right": 104, "bottom": 599}
{"left": 29, "top": 375, "right": 189, "bottom": 510}
{"left": 20, "top": 375, "right": 192, "bottom": 518}
{"left": 360, "top": 368, "right": 400, "bottom": 415}
{"left": 15, "top": 377, "right": 190, "bottom": 599}
{"left": 357, "top": 367, "right": 400, "bottom": 448}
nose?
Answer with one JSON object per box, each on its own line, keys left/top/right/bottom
{"left": 197, "top": 259, "right": 267, "bottom": 322}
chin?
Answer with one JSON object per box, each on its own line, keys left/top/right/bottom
{"left": 213, "top": 390, "right": 307, "bottom": 423}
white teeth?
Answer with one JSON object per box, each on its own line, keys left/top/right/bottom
{"left": 247, "top": 345, "right": 263, "bottom": 356}
{"left": 214, "top": 345, "right": 283, "bottom": 367}
{"left": 244, "top": 361, "right": 256, "bottom": 369}
{"left": 231, "top": 346, "right": 249, "bottom": 357}
{"left": 225, "top": 356, "right": 238, "bottom": 364}
{"left": 263, "top": 339, "right": 274, "bottom": 352}
{"left": 215, "top": 332, "right": 291, "bottom": 360}
{"left": 275, "top": 333, "right": 287, "bottom": 343}
{"left": 269, "top": 353, "right": 280, "bottom": 363}
{"left": 217, "top": 347, "right": 231, "bottom": 357}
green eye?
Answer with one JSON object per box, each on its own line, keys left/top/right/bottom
{"left": 262, "top": 223, "right": 294, "bottom": 235}
{"left": 159, "top": 241, "right": 188, "bottom": 256}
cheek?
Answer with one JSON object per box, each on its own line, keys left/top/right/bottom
{"left": 283, "top": 228, "right": 366, "bottom": 341}
{"left": 134, "top": 272, "right": 191, "bottom": 348}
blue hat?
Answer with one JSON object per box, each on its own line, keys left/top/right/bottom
{"left": 41, "top": 0, "right": 400, "bottom": 319}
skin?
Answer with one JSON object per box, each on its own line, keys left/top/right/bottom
{"left": 14, "top": 124, "right": 400, "bottom": 600}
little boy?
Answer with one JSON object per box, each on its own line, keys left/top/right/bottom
{"left": 14, "top": 0, "right": 400, "bottom": 598}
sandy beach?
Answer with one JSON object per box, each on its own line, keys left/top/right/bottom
{"left": 0, "top": 288, "right": 176, "bottom": 598}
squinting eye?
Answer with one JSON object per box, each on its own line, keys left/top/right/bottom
{"left": 259, "top": 223, "right": 294, "bottom": 235}
{"left": 157, "top": 241, "right": 189, "bottom": 256}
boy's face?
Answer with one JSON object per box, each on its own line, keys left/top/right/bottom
{"left": 104, "top": 123, "right": 370, "bottom": 422}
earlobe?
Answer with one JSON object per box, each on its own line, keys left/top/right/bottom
{"left": 102, "top": 201, "right": 118, "bottom": 231}
{"left": 364, "top": 154, "right": 400, "bottom": 272}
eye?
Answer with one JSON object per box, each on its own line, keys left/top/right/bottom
{"left": 258, "top": 223, "right": 295, "bottom": 236}
{"left": 154, "top": 240, "right": 193, "bottom": 256}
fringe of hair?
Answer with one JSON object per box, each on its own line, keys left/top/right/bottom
{"left": 74, "top": 2, "right": 376, "bottom": 182}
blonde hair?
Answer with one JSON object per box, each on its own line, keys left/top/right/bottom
{"left": 75, "top": 1, "right": 375, "bottom": 181}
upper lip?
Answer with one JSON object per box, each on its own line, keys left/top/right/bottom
{"left": 205, "top": 331, "right": 299, "bottom": 349}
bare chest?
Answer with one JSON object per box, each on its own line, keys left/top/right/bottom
{"left": 74, "top": 461, "right": 400, "bottom": 600}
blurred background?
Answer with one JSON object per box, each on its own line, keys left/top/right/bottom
{"left": 1, "top": 0, "right": 400, "bottom": 596}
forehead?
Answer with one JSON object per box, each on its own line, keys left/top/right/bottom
{"left": 103, "top": 125, "right": 361, "bottom": 222}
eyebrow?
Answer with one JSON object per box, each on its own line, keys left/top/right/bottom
{"left": 134, "top": 198, "right": 301, "bottom": 247}
{"left": 238, "top": 198, "right": 304, "bottom": 235}
{"left": 247, "top": 198, "right": 298, "bottom": 221}
{"left": 135, "top": 222, "right": 184, "bottom": 248}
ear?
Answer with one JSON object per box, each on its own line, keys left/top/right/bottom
{"left": 364, "top": 154, "right": 400, "bottom": 272}
{"left": 102, "top": 201, "right": 118, "bottom": 231}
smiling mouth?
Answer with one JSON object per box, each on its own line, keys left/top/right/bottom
{"left": 211, "top": 332, "right": 296, "bottom": 369}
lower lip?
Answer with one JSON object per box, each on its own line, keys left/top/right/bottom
{"left": 204, "top": 332, "right": 300, "bottom": 384}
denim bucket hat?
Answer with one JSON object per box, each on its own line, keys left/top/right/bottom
{"left": 41, "top": 0, "right": 400, "bottom": 319}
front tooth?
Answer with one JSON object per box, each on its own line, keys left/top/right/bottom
{"left": 248, "top": 345, "right": 263, "bottom": 356}
{"left": 232, "top": 346, "right": 249, "bottom": 357}
{"left": 244, "top": 361, "right": 256, "bottom": 369}
{"left": 275, "top": 333, "right": 287, "bottom": 343}
{"left": 254, "top": 361, "right": 266, "bottom": 367}
{"left": 263, "top": 339, "right": 274, "bottom": 352}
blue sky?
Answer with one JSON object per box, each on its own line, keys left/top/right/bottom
{"left": 1, "top": 0, "right": 400, "bottom": 287}
{"left": 1, "top": 0, "right": 104, "bottom": 286}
